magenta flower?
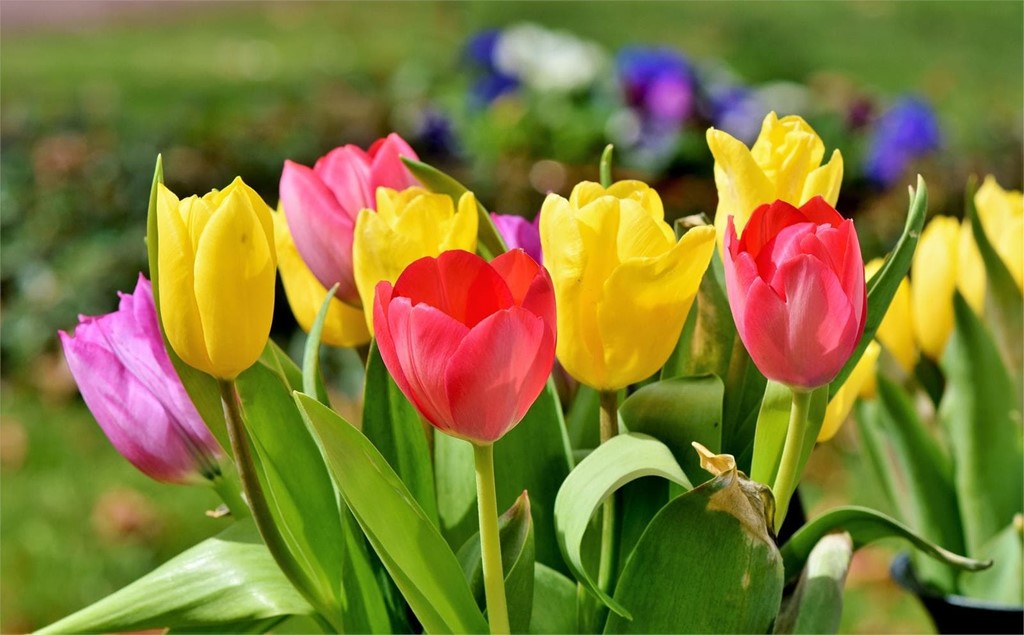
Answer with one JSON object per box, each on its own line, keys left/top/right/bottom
{"left": 279, "top": 133, "right": 419, "bottom": 305}
{"left": 491, "top": 212, "right": 543, "bottom": 265}
{"left": 723, "top": 197, "right": 867, "bottom": 389}
{"left": 59, "top": 275, "right": 223, "bottom": 484}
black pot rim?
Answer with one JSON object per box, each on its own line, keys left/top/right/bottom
{"left": 890, "top": 551, "right": 1024, "bottom": 613}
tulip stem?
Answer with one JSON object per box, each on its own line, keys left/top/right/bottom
{"left": 218, "top": 380, "right": 336, "bottom": 629}
{"left": 772, "top": 388, "right": 812, "bottom": 530}
{"left": 597, "top": 390, "right": 619, "bottom": 600}
{"left": 474, "top": 442, "right": 510, "bottom": 635}
{"left": 210, "top": 466, "right": 249, "bottom": 520}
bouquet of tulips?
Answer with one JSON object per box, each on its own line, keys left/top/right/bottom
{"left": 46, "top": 115, "right": 1004, "bottom": 635}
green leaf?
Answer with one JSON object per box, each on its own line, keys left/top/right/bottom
{"left": 457, "top": 491, "right": 536, "bottom": 634}
{"left": 779, "top": 506, "right": 991, "bottom": 585}
{"left": 852, "top": 400, "right": 900, "bottom": 518}
{"left": 966, "top": 175, "right": 1024, "bottom": 380}
{"left": 567, "top": 385, "right": 602, "bottom": 450}
{"left": 605, "top": 463, "right": 783, "bottom": 634}
{"left": 774, "top": 531, "right": 853, "bottom": 634}
{"left": 529, "top": 563, "right": 578, "bottom": 634}
{"left": 555, "top": 433, "right": 692, "bottom": 618}
{"left": 38, "top": 521, "right": 312, "bottom": 634}
{"left": 939, "top": 292, "right": 1023, "bottom": 559}
{"left": 721, "top": 338, "right": 767, "bottom": 473}
{"left": 620, "top": 375, "right": 724, "bottom": 485}
{"left": 401, "top": 156, "right": 507, "bottom": 259}
{"left": 830, "top": 176, "right": 928, "bottom": 394}
{"left": 302, "top": 283, "right": 340, "bottom": 403}
{"left": 167, "top": 617, "right": 286, "bottom": 634}
{"left": 144, "top": 155, "right": 231, "bottom": 454}
{"left": 749, "top": 382, "right": 827, "bottom": 489}
{"left": 294, "top": 393, "right": 489, "bottom": 634}
{"left": 362, "top": 341, "right": 438, "bottom": 525}
{"left": 436, "top": 379, "right": 573, "bottom": 575}
{"left": 237, "top": 360, "right": 390, "bottom": 632}
{"left": 874, "top": 374, "right": 963, "bottom": 591}
{"left": 959, "top": 517, "right": 1024, "bottom": 605}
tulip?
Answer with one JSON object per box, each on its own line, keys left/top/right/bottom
{"left": 353, "top": 187, "right": 478, "bottom": 333}
{"left": 273, "top": 209, "right": 370, "bottom": 348}
{"left": 60, "top": 275, "right": 223, "bottom": 484}
{"left": 540, "top": 180, "right": 716, "bottom": 391}
{"left": 865, "top": 258, "right": 916, "bottom": 373}
{"left": 708, "top": 112, "right": 843, "bottom": 252}
{"left": 373, "top": 249, "right": 556, "bottom": 445}
{"left": 958, "top": 176, "right": 1024, "bottom": 312}
{"left": 279, "top": 133, "right": 419, "bottom": 305}
{"left": 157, "top": 177, "right": 276, "bottom": 379}
{"left": 817, "top": 341, "right": 881, "bottom": 443}
{"left": 723, "top": 196, "right": 867, "bottom": 390}
{"left": 491, "top": 212, "right": 542, "bottom": 264}
{"left": 911, "top": 216, "right": 960, "bottom": 360}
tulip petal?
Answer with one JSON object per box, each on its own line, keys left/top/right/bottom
{"left": 313, "top": 146, "right": 374, "bottom": 216}
{"left": 616, "top": 199, "right": 677, "bottom": 260}
{"left": 385, "top": 298, "right": 467, "bottom": 431}
{"left": 281, "top": 160, "right": 360, "bottom": 301}
{"left": 373, "top": 282, "right": 416, "bottom": 406}
{"left": 369, "top": 133, "right": 420, "bottom": 192}
{"left": 801, "top": 150, "right": 844, "bottom": 207}
{"left": 912, "top": 216, "right": 960, "bottom": 360}
{"left": 445, "top": 307, "right": 551, "bottom": 443}
{"left": 393, "top": 250, "right": 512, "bottom": 328}
{"left": 157, "top": 184, "right": 214, "bottom": 374}
{"left": 491, "top": 249, "right": 556, "bottom": 334}
{"left": 193, "top": 188, "right": 277, "bottom": 379}
{"left": 707, "top": 127, "right": 774, "bottom": 240}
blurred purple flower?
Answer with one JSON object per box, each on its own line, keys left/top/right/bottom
{"left": 60, "top": 275, "right": 223, "bottom": 485}
{"left": 415, "top": 107, "right": 459, "bottom": 157}
{"left": 864, "top": 96, "right": 941, "bottom": 187}
{"left": 617, "top": 46, "right": 695, "bottom": 125}
{"left": 491, "top": 212, "right": 542, "bottom": 265}
{"left": 465, "top": 28, "right": 520, "bottom": 107}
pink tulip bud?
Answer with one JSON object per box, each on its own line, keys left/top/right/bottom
{"left": 723, "top": 197, "right": 867, "bottom": 389}
{"left": 280, "top": 133, "right": 419, "bottom": 305}
{"left": 373, "top": 249, "right": 557, "bottom": 444}
{"left": 59, "top": 275, "right": 223, "bottom": 484}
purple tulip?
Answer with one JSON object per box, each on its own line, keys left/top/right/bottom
{"left": 59, "top": 275, "right": 223, "bottom": 484}
{"left": 491, "top": 212, "right": 543, "bottom": 265}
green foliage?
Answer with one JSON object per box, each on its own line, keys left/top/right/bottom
{"left": 775, "top": 532, "right": 853, "bottom": 635}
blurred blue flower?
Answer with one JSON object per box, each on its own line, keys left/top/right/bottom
{"left": 464, "top": 28, "right": 519, "bottom": 107}
{"left": 864, "top": 96, "right": 941, "bottom": 187}
{"left": 465, "top": 29, "right": 503, "bottom": 72}
{"left": 709, "top": 85, "right": 766, "bottom": 145}
{"left": 617, "top": 46, "right": 695, "bottom": 125}
{"left": 415, "top": 107, "right": 459, "bottom": 157}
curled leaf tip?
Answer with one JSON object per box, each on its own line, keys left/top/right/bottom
{"left": 691, "top": 442, "right": 736, "bottom": 476}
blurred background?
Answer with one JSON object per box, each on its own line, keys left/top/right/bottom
{"left": 1, "top": 2, "right": 1021, "bottom": 632}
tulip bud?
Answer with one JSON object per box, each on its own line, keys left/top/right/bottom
{"left": 279, "top": 134, "right": 419, "bottom": 305}
{"left": 374, "top": 250, "right": 556, "bottom": 444}
{"left": 957, "top": 176, "right": 1024, "bottom": 313}
{"left": 708, "top": 112, "right": 843, "bottom": 252}
{"left": 540, "top": 180, "right": 716, "bottom": 391}
{"left": 157, "top": 177, "right": 276, "bottom": 379}
{"left": 724, "top": 197, "right": 867, "bottom": 390}
{"left": 273, "top": 209, "right": 370, "bottom": 348}
{"left": 818, "top": 341, "right": 881, "bottom": 443}
{"left": 353, "top": 187, "right": 478, "bottom": 333}
{"left": 911, "top": 216, "right": 960, "bottom": 360}
{"left": 60, "top": 275, "right": 223, "bottom": 484}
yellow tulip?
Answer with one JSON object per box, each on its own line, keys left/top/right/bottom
{"left": 911, "top": 216, "right": 960, "bottom": 360}
{"left": 865, "top": 258, "right": 917, "bottom": 373}
{"left": 273, "top": 208, "right": 370, "bottom": 348}
{"left": 156, "top": 177, "right": 276, "bottom": 379}
{"left": 353, "top": 187, "right": 477, "bottom": 333}
{"left": 539, "top": 180, "right": 716, "bottom": 391}
{"left": 818, "top": 341, "right": 881, "bottom": 442}
{"left": 958, "top": 176, "right": 1024, "bottom": 311}
{"left": 707, "top": 112, "right": 843, "bottom": 252}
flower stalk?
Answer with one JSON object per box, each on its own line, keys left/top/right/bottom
{"left": 772, "top": 388, "right": 812, "bottom": 529}
{"left": 474, "top": 442, "right": 510, "bottom": 635}
{"left": 597, "top": 390, "right": 619, "bottom": 596}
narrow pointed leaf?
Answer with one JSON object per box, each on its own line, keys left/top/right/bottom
{"left": 457, "top": 491, "right": 535, "bottom": 634}
{"left": 302, "top": 283, "right": 339, "bottom": 404}
{"left": 620, "top": 375, "right": 724, "bottom": 484}
{"left": 38, "top": 521, "right": 312, "bottom": 634}
{"left": 605, "top": 465, "right": 783, "bottom": 633}
{"left": 401, "top": 156, "right": 507, "bottom": 259}
{"left": 780, "top": 506, "right": 991, "bottom": 584}
{"left": 775, "top": 531, "right": 853, "bottom": 634}
{"left": 959, "top": 518, "right": 1024, "bottom": 605}
{"left": 830, "top": 176, "right": 928, "bottom": 393}
{"left": 363, "top": 342, "right": 438, "bottom": 525}
{"left": 530, "top": 563, "right": 578, "bottom": 634}
{"left": 294, "top": 393, "right": 489, "bottom": 634}
{"left": 939, "top": 293, "right": 1023, "bottom": 559}
{"left": 555, "top": 433, "right": 692, "bottom": 618}
{"left": 662, "top": 252, "right": 736, "bottom": 382}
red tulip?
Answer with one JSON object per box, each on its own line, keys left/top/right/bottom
{"left": 373, "top": 249, "right": 556, "bottom": 444}
{"left": 723, "top": 197, "right": 866, "bottom": 389}
{"left": 280, "top": 133, "right": 419, "bottom": 305}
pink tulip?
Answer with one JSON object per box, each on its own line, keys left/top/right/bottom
{"left": 59, "top": 275, "right": 223, "bottom": 484}
{"left": 491, "top": 212, "right": 543, "bottom": 265}
{"left": 724, "top": 197, "right": 867, "bottom": 389}
{"left": 374, "top": 249, "right": 556, "bottom": 444}
{"left": 280, "top": 133, "right": 419, "bottom": 305}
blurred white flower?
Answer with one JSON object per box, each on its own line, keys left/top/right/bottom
{"left": 494, "top": 23, "right": 606, "bottom": 93}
